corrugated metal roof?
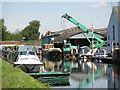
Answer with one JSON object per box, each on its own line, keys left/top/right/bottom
{"left": 54, "top": 27, "right": 82, "bottom": 43}
{"left": 54, "top": 27, "right": 107, "bottom": 43}
{"left": 113, "top": 6, "right": 120, "bottom": 23}
{"left": 70, "top": 32, "right": 105, "bottom": 39}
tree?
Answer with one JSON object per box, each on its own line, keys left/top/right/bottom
{"left": 10, "top": 30, "right": 23, "bottom": 41}
{"left": 22, "top": 20, "right": 40, "bottom": 40}
{"left": 0, "top": 19, "right": 40, "bottom": 41}
{"left": 0, "top": 18, "right": 10, "bottom": 41}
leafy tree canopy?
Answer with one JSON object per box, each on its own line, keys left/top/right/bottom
{"left": 22, "top": 20, "right": 40, "bottom": 40}
{"left": 0, "top": 18, "right": 10, "bottom": 41}
{"left": 0, "top": 19, "right": 40, "bottom": 41}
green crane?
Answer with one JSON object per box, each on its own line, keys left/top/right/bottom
{"left": 61, "top": 13, "right": 106, "bottom": 48}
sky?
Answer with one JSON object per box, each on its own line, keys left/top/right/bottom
{"left": 1, "top": 1, "right": 119, "bottom": 35}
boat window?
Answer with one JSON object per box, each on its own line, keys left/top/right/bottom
{"left": 95, "top": 49, "right": 104, "bottom": 55}
{"left": 79, "top": 48, "right": 90, "bottom": 54}
{"left": 85, "top": 48, "right": 90, "bottom": 53}
{"left": 28, "top": 52, "right": 35, "bottom": 55}
{"left": 66, "top": 45, "right": 70, "bottom": 48}
{"left": 20, "top": 51, "right": 27, "bottom": 55}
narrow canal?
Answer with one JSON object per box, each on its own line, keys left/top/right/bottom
{"left": 41, "top": 54, "right": 120, "bottom": 89}
{"left": 2, "top": 49, "right": 120, "bottom": 89}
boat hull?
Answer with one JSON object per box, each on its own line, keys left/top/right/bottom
{"left": 28, "top": 72, "right": 70, "bottom": 85}
{"left": 48, "top": 48, "right": 62, "bottom": 62}
{"left": 14, "top": 64, "right": 44, "bottom": 73}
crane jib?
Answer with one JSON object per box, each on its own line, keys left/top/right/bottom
{"left": 61, "top": 14, "right": 105, "bottom": 44}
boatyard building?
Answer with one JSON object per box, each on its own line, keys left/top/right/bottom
{"left": 42, "top": 27, "right": 107, "bottom": 49}
{"left": 107, "top": 6, "right": 120, "bottom": 56}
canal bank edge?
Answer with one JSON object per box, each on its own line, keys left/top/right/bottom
{"left": 0, "top": 58, "right": 2, "bottom": 90}
{"left": 1, "top": 58, "right": 50, "bottom": 88}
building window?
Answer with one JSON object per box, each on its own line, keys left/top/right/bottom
{"left": 113, "top": 25, "right": 115, "bottom": 40}
{"left": 113, "top": 43, "right": 115, "bottom": 46}
{"left": 108, "top": 43, "right": 110, "bottom": 46}
{"left": 108, "top": 35, "right": 110, "bottom": 40}
{"left": 112, "top": 12, "right": 114, "bottom": 15}
{"left": 117, "top": 43, "right": 119, "bottom": 46}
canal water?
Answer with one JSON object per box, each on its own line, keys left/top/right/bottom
{"left": 41, "top": 54, "right": 120, "bottom": 89}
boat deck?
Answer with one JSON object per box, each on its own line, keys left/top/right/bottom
{"left": 27, "top": 72, "right": 70, "bottom": 76}
{"left": 27, "top": 72, "right": 70, "bottom": 85}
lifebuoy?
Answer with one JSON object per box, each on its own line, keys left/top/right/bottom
{"left": 111, "top": 48, "right": 114, "bottom": 53}
{"left": 38, "top": 50, "right": 40, "bottom": 53}
{"left": 37, "top": 49, "right": 41, "bottom": 60}
{"left": 38, "top": 55, "right": 40, "bottom": 59}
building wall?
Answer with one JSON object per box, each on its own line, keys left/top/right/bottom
{"left": 107, "top": 8, "right": 120, "bottom": 55}
{"left": 118, "top": 22, "right": 120, "bottom": 43}
{"left": 41, "top": 35, "right": 59, "bottom": 49}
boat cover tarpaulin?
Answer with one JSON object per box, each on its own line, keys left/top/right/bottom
{"left": 18, "top": 46, "right": 36, "bottom": 52}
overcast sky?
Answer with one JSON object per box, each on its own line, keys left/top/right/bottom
{"left": 1, "top": 0, "right": 119, "bottom": 35}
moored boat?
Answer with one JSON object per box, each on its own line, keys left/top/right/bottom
{"left": 78, "top": 46, "right": 92, "bottom": 62}
{"left": 48, "top": 48, "right": 62, "bottom": 61}
{"left": 14, "top": 46, "right": 44, "bottom": 73}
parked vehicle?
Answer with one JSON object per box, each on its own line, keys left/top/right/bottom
{"left": 14, "top": 46, "right": 44, "bottom": 73}
{"left": 63, "top": 43, "right": 78, "bottom": 61}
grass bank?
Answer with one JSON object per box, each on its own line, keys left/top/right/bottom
{"left": 1, "top": 58, "right": 50, "bottom": 88}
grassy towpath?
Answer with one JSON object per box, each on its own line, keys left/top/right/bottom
{"left": 1, "top": 58, "right": 50, "bottom": 88}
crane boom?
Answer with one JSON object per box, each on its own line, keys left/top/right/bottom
{"left": 61, "top": 13, "right": 106, "bottom": 48}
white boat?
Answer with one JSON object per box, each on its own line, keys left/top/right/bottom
{"left": 78, "top": 46, "right": 98, "bottom": 62}
{"left": 94, "top": 47, "right": 107, "bottom": 58}
{"left": 14, "top": 46, "right": 44, "bottom": 73}
{"left": 78, "top": 46, "right": 91, "bottom": 62}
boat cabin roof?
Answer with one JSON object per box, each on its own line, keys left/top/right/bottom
{"left": 18, "top": 46, "right": 36, "bottom": 52}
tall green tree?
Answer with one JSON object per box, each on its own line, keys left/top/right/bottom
{"left": 0, "top": 18, "right": 10, "bottom": 41}
{"left": 22, "top": 20, "right": 40, "bottom": 40}
{"left": 0, "top": 19, "right": 40, "bottom": 41}
{"left": 10, "top": 30, "right": 23, "bottom": 41}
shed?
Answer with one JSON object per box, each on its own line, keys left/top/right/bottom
{"left": 54, "top": 27, "right": 107, "bottom": 48}
{"left": 107, "top": 6, "right": 120, "bottom": 56}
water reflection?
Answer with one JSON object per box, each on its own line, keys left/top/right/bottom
{"left": 43, "top": 54, "right": 62, "bottom": 72}
{"left": 107, "top": 64, "right": 120, "bottom": 89}
{"left": 42, "top": 54, "right": 120, "bottom": 89}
